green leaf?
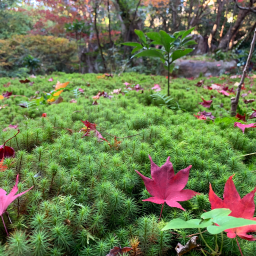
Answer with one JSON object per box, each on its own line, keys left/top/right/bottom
{"left": 163, "top": 63, "right": 175, "bottom": 73}
{"left": 171, "top": 49, "right": 193, "bottom": 62}
{"left": 160, "top": 30, "right": 175, "bottom": 53}
{"left": 122, "top": 42, "right": 142, "bottom": 48}
{"left": 182, "top": 40, "right": 197, "bottom": 47}
{"left": 134, "top": 29, "right": 147, "bottom": 44}
{"left": 146, "top": 32, "right": 162, "bottom": 44}
{"left": 132, "top": 46, "right": 143, "bottom": 54}
{"left": 162, "top": 218, "right": 212, "bottom": 231}
{"left": 181, "top": 27, "right": 195, "bottom": 39}
{"left": 201, "top": 209, "right": 231, "bottom": 220}
{"left": 207, "top": 216, "right": 256, "bottom": 234}
{"left": 132, "top": 49, "right": 165, "bottom": 60}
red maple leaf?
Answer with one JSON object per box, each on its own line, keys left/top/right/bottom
{"left": 209, "top": 175, "right": 256, "bottom": 241}
{"left": 234, "top": 122, "right": 256, "bottom": 133}
{"left": 135, "top": 156, "right": 199, "bottom": 211}
{"left": 81, "top": 120, "right": 109, "bottom": 143}
{"left": 199, "top": 97, "right": 212, "bottom": 108}
{"left": 235, "top": 113, "right": 246, "bottom": 122}
{"left": 194, "top": 113, "right": 207, "bottom": 120}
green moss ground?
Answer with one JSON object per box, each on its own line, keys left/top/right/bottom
{"left": 0, "top": 72, "right": 256, "bottom": 255}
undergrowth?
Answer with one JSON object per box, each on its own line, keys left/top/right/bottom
{"left": 0, "top": 72, "right": 256, "bottom": 255}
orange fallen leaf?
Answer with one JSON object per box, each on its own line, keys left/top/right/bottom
{"left": 0, "top": 95, "right": 4, "bottom": 100}
{"left": 0, "top": 158, "right": 7, "bottom": 172}
{"left": 53, "top": 81, "right": 70, "bottom": 97}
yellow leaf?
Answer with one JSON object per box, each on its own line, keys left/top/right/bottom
{"left": 0, "top": 95, "right": 4, "bottom": 100}
{"left": 53, "top": 81, "right": 70, "bottom": 97}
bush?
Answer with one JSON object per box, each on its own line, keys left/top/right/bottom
{"left": 0, "top": 35, "right": 77, "bottom": 76}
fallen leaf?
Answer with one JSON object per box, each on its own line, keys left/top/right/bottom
{"left": 219, "top": 90, "right": 230, "bottom": 96}
{"left": 53, "top": 81, "right": 70, "bottom": 97}
{"left": 194, "top": 113, "right": 207, "bottom": 120}
{"left": 3, "top": 125, "right": 18, "bottom": 132}
{"left": 151, "top": 84, "right": 161, "bottom": 91}
{"left": 0, "top": 158, "right": 7, "bottom": 172}
{"left": 106, "top": 246, "right": 132, "bottom": 256}
{"left": 30, "top": 75, "right": 36, "bottom": 78}
{"left": 209, "top": 175, "right": 256, "bottom": 240}
{"left": 81, "top": 120, "right": 109, "bottom": 143}
{"left": 78, "top": 88, "right": 84, "bottom": 93}
{"left": 0, "top": 130, "right": 19, "bottom": 159}
{"left": 199, "top": 111, "right": 215, "bottom": 120}
{"left": 0, "top": 95, "right": 4, "bottom": 100}
{"left": 195, "top": 80, "right": 204, "bottom": 87}
{"left": 175, "top": 236, "right": 200, "bottom": 256}
{"left": 29, "top": 82, "right": 35, "bottom": 86}
{"left": 92, "top": 100, "right": 98, "bottom": 105}
{"left": 135, "top": 155, "right": 199, "bottom": 210}
{"left": 0, "top": 104, "right": 8, "bottom": 109}
{"left": 199, "top": 97, "right": 212, "bottom": 108}
{"left": 217, "top": 64, "right": 221, "bottom": 67}
{"left": 3, "top": 82, "right": 11, "bottom": 88}
{"left": 70, "top": 99, "right": 77, "bottom": 103}
{"left": 124, "top": 82, "right": 130, "bottom": 86}
{"left": 234, "top": 82, "right": 240, "bottom": 87}
{"left": 2, "top": 91, "right": 12, "bottom": 98}
{"left": 110, "top": 89, "right": 122, "bottom": 94}
{"left": 211, "top": 84, "right": 221, "bottom": 90}
{"left": 244, "top": 99, "right": 255, "bottom": 104}
{"left": 19, "top": 79, "right": 30, "bottom": 84}
{"left": 235, "top": 113, "right": 246, "bottom": 122}
{"left": 250, "top": 109, "right": 256, "bottom": 119}
{"left": 0, "top": 174, "right": 33, "bottom": 216}
{"left": 97, "top": 74, "right": 105, "bottom": 79}
{"left": 42, "top": 113, "right": 47, "bottom": 117}
{"left": 104, "top": 73, "right": 113, "bottom": 78}
{"left": 242, "top": 93, "right": 248, "bottom": 98}
{"left": 48, "top": 78, "right": 53, "bottom": 81}
{"left": 234, "top": 122, "right": 256, "bottom": 133}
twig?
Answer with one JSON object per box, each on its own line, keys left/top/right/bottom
{"left": 236, "top": 237, "right": 244, "bottom": 256}
{"left": 1, "top": 215, "right": 9, "bottom": 236}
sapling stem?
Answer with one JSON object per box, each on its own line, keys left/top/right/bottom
{"left": 1, "top": 215, "right": 9, "bottom": 236}
{"left": 236, "top": 237, "right": 244, "bottom": 256}
{"left": 220, "top": 232, "right": 224, "bottom": 254}
{"left": 198, "top": 228, "right": 215, "bottom": 254}
{"left": 159, "top": 203, "right": 164, "bottom": 221}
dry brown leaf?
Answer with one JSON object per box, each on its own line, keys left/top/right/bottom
{"left": 175, "top": 236, "right": 200, "bottom": 256}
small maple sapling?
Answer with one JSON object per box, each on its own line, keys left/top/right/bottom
{"left": 135, "top": 155, "right": 199, "bottom": 220}
{"left": 0, "top": 175, "right": 33, "bottom": 235}
{"left": 209, "top": 175, "right": 256, "bottom": 241}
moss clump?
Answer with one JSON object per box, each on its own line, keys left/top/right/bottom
{"left": 0, "top": 72, "right": 256, "bottom": 255}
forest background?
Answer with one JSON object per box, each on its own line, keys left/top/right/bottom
{"left": 0, "top": 0, "right": 255, "bottom": 77}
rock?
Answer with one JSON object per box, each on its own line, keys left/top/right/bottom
{"left": 172, "top": 59, "right": 237, "bottom": 78}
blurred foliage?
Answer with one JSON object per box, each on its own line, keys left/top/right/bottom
{"left": 0, "top": 35, "right": 77, "bottom": 77}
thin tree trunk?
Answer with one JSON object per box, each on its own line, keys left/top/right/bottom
{"left": 107, "top": 0, "right": 113, "bottom": 47}
{"left": 94, "top": 1, "right": 107, "bottom": 72}
{"left": 231, "top": 27, "right": 256, "bottom": 116}
{"left": 208, "top": 0, "right": 226, "bottom": 50}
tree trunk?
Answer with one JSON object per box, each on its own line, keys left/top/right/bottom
{"left": 218, "top": 8, "right": 250, "bottom": 50}
{"left": 208, "top": 0, "right": 226, "bottom": 50}
{"left": 231, "top": 27, "right": 256, "bottom": 116}
{"left": 94, "top": 0, "right": 107, "bottom": 72}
